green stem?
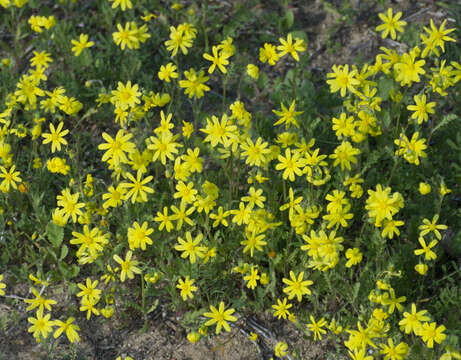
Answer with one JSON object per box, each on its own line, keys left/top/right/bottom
{"left": 141, "top": 271, "right": 148, "bottom": 331}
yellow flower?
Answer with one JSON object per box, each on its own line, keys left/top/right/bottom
{"left": 30, "top": 51, "right": 52, "bottom": 69}
{"left": 27, "top": 310, "right": 55, "bottom": 340}
{"left": 440, "top": 181, "right": 452, "bottom": 196}
{"left": 203, "top": 45, "right": 230, "bottom": 74}
{"left": 119, "top": 170, "right": 155, "bottom": 203}
{"left": 176, "top": 276, "right": 198, "bottom": 301}
{"left": 179, "top": 68, "right": 210, "bottom": 99}
{"left": 98, "top": 130, "right": 136, "bottom": 165}
{"left": 174, "top": 232, "right": 206, "bottom": 264}
{"left": 419, "top": 182, "right": 431, "bottom": 195}
{"left": 274, "top": 342, "right": 288, "bottom": 357}
{"left": 24, "top": 287, "right": 57, "bottom": 313}
{"left": 112, "top": 22, "right": 138, "bottom": 50}
{"left": 127, "top": 221, "right": 153, "bottom": 251}
{"left": 330, "top": 141, "right": 361, "bottom": 171}
{"left": 259, "top": 43, "right": 279, "bottom": 65}
{"left": 148, "top": 131, "right": 182, "bottom": 165}
{"left": 165, "top": 25, "right": 194, "bottom": 56}
{"left": 243, "top": 266, "right": 260, "bottom": 290}
{"left": 420, "top": 322, "right": 446, "bottom": 348}
{"left": 407, "top": 94, "right": 436, "bottom": 124}
{"left": 109, "top": 0, "right": 132, "bottom": 11}
{"left": 158, "top": 63, "right": 178, "bottom": 83}
{"left": 394, "top": 51, "right": 426, "bottom": 86}
{"left": 71, "top": 34, "right": 95, "bottom": 56}
{"left": 282, "top": 270, "right": 313, "bottom": 302}
{"left": 187, "top": 331, "right": 200, "bottom": 343}
{"left": 0, "top": 274, "right": 6, "bottom": 296}
{"left": 247, "top": 64, "right": 259, "bottom": 79}
{"left": 203, "top": 302, "right": 237, "bottom": 334}
{"left": 53, "top": 317, "right": 80, "bottom": 343}
{"left": 41, "top": 121, "right": 69, "bottom": 153}
{"left": 272, "top": 298, "right": 292, "bottom": 319}
{"left": 277, "top": 33, "right": 306, "bottom": 61}
{"left": 307, "top": 315, "right": 327, "bottom": 341}
{"left": 414, "top": 236, "right": 438, "bottom": 261}
{"left": 380, "top": 339, "right": 409, "bottom": 359}
{"left": 375, "top": 8, "right": 407, "bottom": 40}
{"left": 275, "top": 148, "right": 305, "bottom": 181}
{"left": 182, "top": 121, "right": 194, "bottom": 138}
{"left": 419, "top": 215, "right": 447, "bottom": 240}
{"left": 111, "top": 81, "right": 141, "bottom": 109}
{"left": 345, "top": 248, "right": 363, "bottom": 267}
{"left": 113, "top": 251, "right": 142, "bottom": 282}
{"left": 0, "top": 164, "right": 22, "bottom": 192}
{"left": 421, "top": 19, "right": 456, "bottom": 58}
{"left": 273, "top": 100, "right": 303, "bottom": 129}
{"left": 326, "top": 64, "right": 360, "bottom": 97}
{"left": 240, "top": 230, "right": 266, "bottom": 257}
{"left": 415, "top": 263, "right": 429, "bottom": 275}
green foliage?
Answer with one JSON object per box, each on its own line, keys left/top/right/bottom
{"left": 0, "top": 0, "right": 460, "bottom": 359}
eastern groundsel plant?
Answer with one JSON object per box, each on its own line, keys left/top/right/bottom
{"left": 0, "top": 1, "right": 461, "bottom": 359}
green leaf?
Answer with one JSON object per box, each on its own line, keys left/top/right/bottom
{"left": 46, "top": 221, "right": 64, "bottom": 248}
{"left": 284, "top": 9, "right": 294, "bottom": 30}
{"left": 60, "top": 245, "right": 68, "bottom": 260}
{"left": 378, "top": 77, "right": 394, "bottom": 101}
{"left": 432, "top": 114, "right": 458, "bottom": 134}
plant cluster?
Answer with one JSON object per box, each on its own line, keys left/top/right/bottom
{"left": 1, "top": 0, "right": 461, "bottom": 359}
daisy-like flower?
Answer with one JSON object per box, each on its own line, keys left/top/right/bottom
{"left": 28, "top": 310, "right": 54, "bottom": 340}
{"left": 414, "top": 236, "right": 438, "bottom": 261}
{"left": 41, "top": 121, "right": 69, "bottom": 153}
{"left": 277, "top": 34, "right": 307, "bottom": 61}
{"left": 275, "top": 148, "right": 305, "bottom": 181}
{"left": 375, "top": 8, "right": 407, "bottom": 40}
{"left": 259, "top": 43, "right": 279, "bottom": 65}
{"left": 176, "top": 276, "right": 198, "bottom": 301}
{"left": 174, "top": 232, "right": 206, "bottom": 264}
{"left": 109, "top": 0, "right": 133, "bottom": 11}
{"left": 203, "top": 45, "right": 230, "bottom": 74}
{"left": 53, "top": 317, "right": 80, "bottom": 343}
{"left": 179, "top": 68, "right": 210, "bottom": 99}
{"left": 420, "top": 322, "right": 446, "bottom": 348}
{"left": 243, "top": 266, "right": 260, "bottom": 290}
{"left": 240, "top": 137, "right": 270, "bottom": 167}
{"left": 282, "top": 271, "right": 313, "bottom": 302}
{"left": 394, "top": 131, "right": 427, "bottom": 165}
{"left": 0, "top": 165, "right": 22, "bottom": 192}
{"left": 158, "top": 63, "right": 178, "bottom": 83}
{"left": 111, "top": 81, "right": 141, "bottom": 110}
{"left": 407, "top": 94, "right": 436, "bottom": 124}
{"left": 379, "top": 339, "right": 409, "bottom": 360}
{"left": 306, "top": 315, "right": 327, "bottom": 341}
{"left": 98, "top": 130, "right": 136, "bottom": 165}
{"left": 273, "top": 100, "right": 303, "bottom": 129}
{"left": 421, "top": 19, "right": 456, "bottom": 58}
{"left": 120, "top": 170, "right": 155, "bottom": 204}
{"left": 326, "top": 64, "right": 360, "bottom": 97}
{"left": 418, "top": 215, "right": 447, "bottom": 240}
{"left": 127, "top": 221, "right": 153, "bottom": 251}
{"left": 330, "top": 141, "right": 361, "bottom": 171}
{"left": 71, "top": 34, "right": 95, "bottom": 56}
{"left": 148, "top": 131, "right": 183, "bottom": 165}
{"left": 30, "top": 51, "right": 53, "bottom": 69}
{"left": 272, "top": 298, "right": 292, "bottom": 319}
{"left": 113, "top": 251, "right": 142, "bottom": 282}
{"left": 203, "top": 301, "right": 237, "bottom": 334}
